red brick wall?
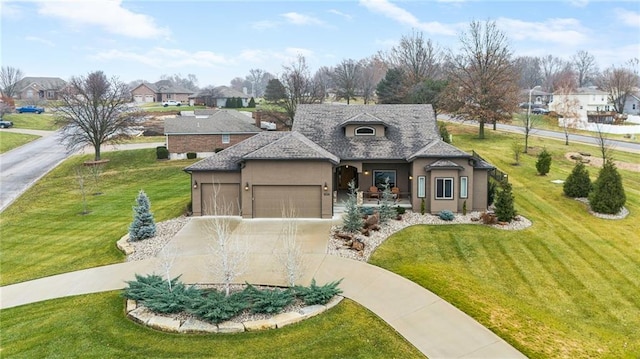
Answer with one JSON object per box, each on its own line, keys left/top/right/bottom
{"left": 167, "top": 133, "right": 257, "bottom": 153}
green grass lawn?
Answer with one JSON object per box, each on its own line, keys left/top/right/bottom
{"left": 370, "top": 124, "right": 640, "bottom": 358}
{"left": 2, "top": 113, "right": 59, "bottom": 130}
{"left": 0, "top": 149, "right": 197, "bottom": 286}
{"left": 0, "top": 131, "right": 40, "bottom": 153}
{"left": 0, "top": 293, "right": 423, "bottom": 359}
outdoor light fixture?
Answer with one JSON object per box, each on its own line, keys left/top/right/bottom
{"left": 323, "top": 182, "right": 329, "bottom": 191}
{"left": 244, "top": 182, "right": 250, "bottom": 191}
{"left": 193, "top": 180, "right": 198, "bottom": 189}
{"left": 364, "top": 170, "right": 370, "bottom": 175}
{"left": 409, "top": 175, "right": 413, "bottom": 180}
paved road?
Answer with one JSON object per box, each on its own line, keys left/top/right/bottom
{"left": 439, "top": 115, "right": 640, "bottom": 154}
{"left": 0, "top": 129, "right": 163, "bottom": 213}
{"left": 0, "top": 130, "right": 68, "bottom": 212}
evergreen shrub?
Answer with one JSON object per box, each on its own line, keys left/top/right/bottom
{"left": 294, "top": 279, "right": 343, "bottom": 306}
{"left": 494, "top": 182, "right": 516, "bottom": 222}
{"left": 536, "top": 148, "right": 552, "bottom": 175}
{"left": 563, "top": 161, "right": 592, "bottom": 198}
{"left": 129, "top": 190, "right": 156, "bottom": 241}
{"left": 439, "top": 210, "right": 455, "bottom": 221}
{"left": 156, "top": 146, "right": 169, "bottom": 160}
{"left": 589, "top": 160, "right": 626, "bottom": 214}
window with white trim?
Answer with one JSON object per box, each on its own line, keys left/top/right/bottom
{"left": 435, "top": 178, "right": 454, "bottom": 200}
{"left": 460, "top": 176, "right": 468, "bottom": 199}
{"left": 222, "top": 134, "right": 230, "bottom": 144}
{"left": 355, "top": 126, "right": 375, "bottom": 136}
{"left": 417, "top": 176, "right": 426, "bottom": 198}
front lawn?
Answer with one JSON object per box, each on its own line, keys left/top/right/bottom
{"left": 0, "top": 293, "right": 423, "bottom": 358}
{"left": 2, "top": 113, "right": 59, "bottom": 130}
{"left": 0, "top": 149, "right": 197, "bottom": 286}
{"left": 370, "top": 125, "right": 640, "bottom": 358}
{"left": 0, "top": 131, "right": 40, "bottom": 153}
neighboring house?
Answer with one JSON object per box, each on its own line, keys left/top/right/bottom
{"left": 185, "top": 104, "right": 495, "bottom": 218}
{"left": 164, "top": 109, "right": 261, "bottom": 159}
{"left": 188, "top": 86, "right": 250, "bottom": 107}
{"left": 623, "top": 92, "right": 640, "bottom": 115}
{"left": 131, "top": 80, "right": 194, "bottom": 103}
{"left": 520, "top": 89, "right": 552, "bottom": 107}
{"left": 14, "top": 77, "right": 67, "bottom": 100}
{"left": 550, "top": 87, "right": 614, "bottom": 121}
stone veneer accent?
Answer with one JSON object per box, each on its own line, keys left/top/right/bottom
{"left": 126, "top": 296, "right": 344, "bottom": 334}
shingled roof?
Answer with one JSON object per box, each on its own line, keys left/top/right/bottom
{"left": 165, "top": 110, "right": 260, "bottom": 135}
{"left": 242, "top": 132, "right": 339, "bottom": 164}
{"left": 16, "top": 77, "right": 66, "bottom": 91}
{"left": 293, "top": 104, "right": 440, "bottom": 160}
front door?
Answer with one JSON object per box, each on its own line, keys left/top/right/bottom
{"left": 336, "top": 166, "right": 358, "bottom": 190}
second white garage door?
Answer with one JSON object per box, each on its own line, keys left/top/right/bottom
{"left": 252, "top": 185, "right": 322, "bottom": 218}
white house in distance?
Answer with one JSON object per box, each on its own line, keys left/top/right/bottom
{"left": 549, "top": 87, "right": 613, "bottom": 120}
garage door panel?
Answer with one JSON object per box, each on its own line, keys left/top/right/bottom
{"left": 253, "top": 186, "right": 321, "bottom": 218}
{"left": 201, "top": 184, "right": 240, "bottom": 215}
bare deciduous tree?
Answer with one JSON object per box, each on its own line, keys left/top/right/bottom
{"left": 384, "top": 30, "right": 441, "bottom": 87}
{"left": 157, "top": 243, "right": 178, "bottom": 291}
{"left": 571, "top": 50, "right": 599, "bottom": 87}
{"left": 246, "top": 68, "right": 273, "bottom": 98}
{"left": 55, "top": 71, "right": 144, "bottom": 161}
{"left": 203, "top": 182, "right": 246, "bottom": 296}
{"left": 443, "top": 20, "right": 519, "bottom": 139}
{"left": 540, "top": 54, "right": 567, "bottom": 92}
{"left": 279, "top": 55, "right": 323, "bottom": 128}
{"left": 332, "top": 59, "right": 362, "bottom": 104}
{"left": 0, "top": 66, "right": 24, "bottom": 98}
{"left": 277, "top": 204, "right": 304, "bottom": 287}
{"left": 555, "top": 74, "right": 581, "bottom": 145}
{"left": 360, "top": 56, "right": 387, "bottom": 104}
{"left": 159, "top": 73, "right": 199, "bottom": 91}
{"left": 597, "top": 65, "right": 638, "bottom": 114}
{"left": 513, "top": 56, "right": 542, "bottom": 89}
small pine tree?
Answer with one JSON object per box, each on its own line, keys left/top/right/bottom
{"left": 563, "top": 162, "right": 591, "bottom": 198}
{"left": 236, "top": 97, "right": 244, "bottom": 108}
{"left": 129, "top": 190, "right": 156, "bottom": 241}
{"left": 378, "top": 178, "right": 396, "bottom": 223}
{"left": 536, "top": 148, "right": 552, "bottom": 175}
{"left": 342, "top": 180, "right": 364, "bottom": 233}
{"left": 224, "top": 98, "right": 231, "bottom": 108}
{"left": 439, "top": 122, "right": 451, "bottom": 144}
{"left": 494, "top": 182, "right": 516, "bottom": 222}
{"left": 589, "top": 160, "right": 626, "bottom": 214}
{"left": 248, "top": 97, "right": 256, "bottom": 108}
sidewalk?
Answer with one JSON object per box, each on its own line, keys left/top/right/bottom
{"left": 0, "top": 218, "right": 525, "bottom": 358}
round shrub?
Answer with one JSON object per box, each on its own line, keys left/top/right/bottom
{"left": 439, "top": 210, "right": 455, "bottom": 221}
{"left": 563, "top": 162, "right": 591, "bottom": 198}
{"left": 187, "top": 152, "right": 197, "bottom": 159}
{"left": 156, "top": 146, "right": 169, "bottom": 160}
{"left": 536, "top": 148, "right": 552, "bottom": 175}
{"left": 589, "top": 160, "right": 626, "bottom": 214}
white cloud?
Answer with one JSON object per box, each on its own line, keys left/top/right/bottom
{"left": 1, "top": 2, "right": 23, "bottom": 18}
{"left": 25, "top": 36, "right": 55, "bottom": 47}
{"left": 614, "top": 8, "right": 640, "bottom": 28}
{"left": 328, "top": 9, "right": 353, "bottom": 20}
{"left": 252, "top": 20, "right": 279, "bottom": 30}
{"left": 568, "top": 0, "right": 589, "bottom": 8}
{"left": 90, "top": 47, "right": 229, "bottom": 68}
{"left": 359, "top": 0, "right": 458, "bottom": 36}
{"left": 36, "top": 0, "right": 170, "bottom": 39}
{"left": 281, "top": 12, "right": 324, "bottom": 26}
{"left": 496, "top": 17, "right": 589, "bottom": 46}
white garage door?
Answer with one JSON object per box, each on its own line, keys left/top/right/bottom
{"left": 133, "top": 95, "right": 143, "bottom": 102}
{"left": 253, "top": 185, "right": 321, "bottom": 218}
{"left": 145, "top": 95, "right": 154, "bottom": 102}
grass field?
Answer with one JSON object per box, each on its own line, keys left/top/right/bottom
{"left": 0, "top": 131, "right": 40, "bottom": 153}
{"left": 2, "top": 113, "right": 59, "bottom": 130}
{"left": 0, "top": 149, "right": 197, "bottom": 286}
{"left": 370, "top": 124, "right": 640, "bottom": 358}
{"left": 0, "top": 293, "right": 423, "bottom": 359}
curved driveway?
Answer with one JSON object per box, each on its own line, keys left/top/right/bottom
{"left": 0, "top": 218, "right": 525, "bottom": 358}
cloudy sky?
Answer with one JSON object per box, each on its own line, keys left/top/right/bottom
{"left": 2, "top": 0, "right": 639, "bottom": 87}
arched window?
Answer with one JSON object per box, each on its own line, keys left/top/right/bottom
{"left": 355, "top": 126, "right": 375, "bottom": 136}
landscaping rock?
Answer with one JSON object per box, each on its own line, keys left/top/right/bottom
{"left": 298, "top": 304, "right": 326, "bottom": 319}
{"left": 125, "top": 299, "right": 137, "bottom": 313}
{"left": 128, "top": 307, "right": 155, "bottom": 325}
{"left": 272, "top": 312, "right": 304, "bottom": 328}
{"left": 148, "top": 315, "right": 181, "bottom": 332}
{"left": 179, "top": 318, "right": 218, "bottom": 333}
{"left": 243, "top": 319, "right": 276, "bottom": 331}
{"left": 324, "top": 295, "right": 344, "bottom": 310}
{"left": 217, "top": 320, "right": 245, "bottom": 333}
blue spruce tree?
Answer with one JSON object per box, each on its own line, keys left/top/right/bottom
{"left": 129, "top": 190, "right": 156, "bottom": 241}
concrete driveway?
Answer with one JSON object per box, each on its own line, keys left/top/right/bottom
{"left": 0, "top": 217, "right": 525, "bottom": 358}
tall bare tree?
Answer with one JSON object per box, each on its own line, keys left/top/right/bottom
{"left": 245, "top": 68, "right": 273, "bottom": 98}
{"left": 0, "top": 66, "right": 24, "bottom": 98}
{"left": 332, "top": 59, "right": 362, "bottom": 104}
{"left": 313, "top": 66, "right": 333, "bottom": 101}
{"left": 159, "top": 73, "right": 199, "bottom": 91}
{"left": 359, "top": 56, "right": 387, "bottom": 104}
{"left": 55, "top": 71, "right": 143, "bottom": 161}
{"left": 443, "top": 20, "right": 519, "bottom": 139}
{"left": 540, "top": 55, "right": 567, "bottom": 92}
{"left": 279, "top": 55, "right": 323, "bottom": 127}
{"left": 571, "top": 50, "right": 598, "bottom": 87}
{"left": 277, "top": 204, "right": 304, "bottom": 287}
{"left": 554, "top": 72, "right": 581, "bottom": 145}
{"left": 597, "top": 65, "right": 638, "bottom": 114}
{"left": 513, "top": 56, "right": 542, "bottom": 90}
{"left": 384, "top": 30, "right": 441, "bottom": 87}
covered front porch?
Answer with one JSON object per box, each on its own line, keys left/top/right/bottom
{"left": 333, "top": 189, "right": 413, "bottom": 216}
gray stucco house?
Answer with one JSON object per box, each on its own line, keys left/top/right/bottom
{"left": 185, "top": 104, "right": 494, "bottom": 218}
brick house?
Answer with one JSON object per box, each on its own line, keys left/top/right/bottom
{"left": 131, "top": 80, "right": 194, "bottom": 103}
{"left": 14, "top": 77, "right": 67, "bottom": 100}
{"left": 164, "top": 109, "right": 261, "bottom": 159}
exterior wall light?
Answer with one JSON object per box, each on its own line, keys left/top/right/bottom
{"left": 409, "top": 175, "right": 413, "bottom": 180}
{"left": 323, "top": 182, "right": 329, "bottom": 191}
{"left": 364, "top": 170, "right": 370, "bottom": 175}
{"left": 193, "top": 180, "right": 198, "bottom": 189}
{"left": 244, "top": 182, "right": 250, "bottom": 191}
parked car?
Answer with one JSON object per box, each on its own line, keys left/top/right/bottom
{"left": 0, "top": 119, "right": 14, "bottom": 128}
{"left": 532, "top": 108, "right": 550, "bottom": 115}
{"left": 16, "top": 105, "right": 45, "bottom": 114}
{"left": 162, "top": 100, "right": 181, "bottom": 107}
